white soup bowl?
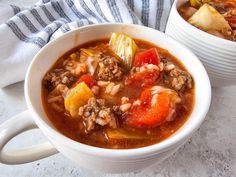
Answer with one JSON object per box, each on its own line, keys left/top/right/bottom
{"left": 0, "top": 24, "right": 211, "bottom": 173}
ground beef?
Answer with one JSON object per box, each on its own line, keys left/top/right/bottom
{"left": 224, "top": 8, "right": 236, "bottom": 18}
{"left": 97, "top": 56, "right": 123, "bottom": 81}
{"left": 220, "top": 28, "right": 236, "bottom": 41}
{"left": 208, "top": 1, "right": 228, "bottom": 14}
{"left": 43, "top": 58, "right": 88, "bottom": 92}
{"left": 231, "top": 30, "right": 236, "bottom": 41}
{"left": 43, "top": 69, "right": 76, "bottom": 92}
{"left": 112, "top": 105, "right": 123, "bottom": 115}
{"left": 164, "top": 68, "right": 192, "bottom": 91}
{"left": 78, "top": 98, "right": 117, "bottom": 132}
{"left": 160, "top": 56, "right": 168, "bottom": 63}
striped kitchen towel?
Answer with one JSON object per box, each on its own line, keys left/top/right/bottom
{"left": 0, "top": 0, "right": 173, "bottom": 88}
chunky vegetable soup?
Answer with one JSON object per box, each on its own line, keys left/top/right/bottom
{"left": 179, "top": 0, "right": 236, "bottom": 41}
{"left": 42, "top": 33, "right": 194, "bottom": 149}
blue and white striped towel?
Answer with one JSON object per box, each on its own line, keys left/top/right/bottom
{"left": 0, "top": 0, "right": 173, "bottom": 88}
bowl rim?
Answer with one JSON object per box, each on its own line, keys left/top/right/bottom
{"left": 172, "top": 0, "right": 236, "bottom": 46}
{"left": 25, "top": 23, "right": 211, "bottom": 158}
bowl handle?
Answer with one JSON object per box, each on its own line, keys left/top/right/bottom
{"left": 0, "top": 110, "right": 58, "bottom": 164}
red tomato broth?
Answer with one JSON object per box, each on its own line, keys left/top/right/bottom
{"left": 42, "top": 38, "right": 195, "bottom": 149}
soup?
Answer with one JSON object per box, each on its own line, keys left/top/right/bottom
{"left": 178, "top": 0, "right": 236, "bottom": 41}
{"left": 42, "top": 33, "right": 194, "bottom": 149}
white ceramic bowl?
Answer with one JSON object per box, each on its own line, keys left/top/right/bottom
{"left": 165, "top": 0, "right": 236, "bottom": 87}
{"left": 0, "top": 24, "right": 211, "bottom": 173}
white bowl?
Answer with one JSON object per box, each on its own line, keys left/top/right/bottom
{"left": 0, "top": 24, "right": 211, "bottom": 173}
{"left": 165, "top": 0, "right": 236, "bottom": 87}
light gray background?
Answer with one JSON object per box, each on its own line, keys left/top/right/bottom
{"left": 0, "top": 0, "right": 236, "bottom": 176}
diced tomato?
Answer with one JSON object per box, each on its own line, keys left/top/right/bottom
{"left": 139, "top": 87, "right": 153, "bottom": 104}
{"left": 225, "top": 16, "right": 236, "bottom": 29}
{"left": 133, "top": 48, "right": 160, "bottom": 67}
{"left": 125, "top": 88, "right": 171, "bottom": 128}
{"left": 224, "top": 1, "right": 236, "bottom": 9}
{"left": 125, "top": 70, "right": 160, "bottom": 87}
{"left": 75, "top": 74, "right": 96, "bottom": 88}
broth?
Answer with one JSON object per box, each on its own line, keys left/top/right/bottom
{"left": 42, "top": 36, "right": 194, "bottom": 149}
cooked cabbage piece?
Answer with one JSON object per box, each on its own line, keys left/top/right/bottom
{"left": 188, "top": 4, "right": 231, "bottom": 31}
{"left": 64, "top": 82, "right": 94, "bottom": 118}
{"left": 107, "top": 129, "right": 149, "bottom": 140}
{"left": 80, "top": 48, "right": 100, "bottom": 57}
{"left": 109, "top": 33, "right": 139, "bottom": 68}
{"left": 79, "top": 48, "right": 100, "bottom": 75}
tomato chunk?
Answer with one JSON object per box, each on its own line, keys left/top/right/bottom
{"left": 125, "top": 88, "right": 173, "bottom": 128}
{"left": 76, "top": 74, "right": 96, "bottom": 88}
{"left": 225, "top": 16, "right": 236, "bottom": 29}
{"left": 133, "top": 48, "right": 160, "bottom": 67}
{"left": 125, "top": 70, "right": 160, "bottom": 87}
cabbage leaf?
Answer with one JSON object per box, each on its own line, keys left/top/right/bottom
{"left": 109, "top": 33, "right": 139, "bottom": 68}
{"left": 188, "top": 4, "right": 231, "bottom": 31}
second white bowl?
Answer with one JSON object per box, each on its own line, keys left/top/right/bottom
{"left": 165, "top": 0, "right": 236, "bottom": 87}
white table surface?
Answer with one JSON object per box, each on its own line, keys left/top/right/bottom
{"left": 0, "top": 1, "right": 236, "bottom": 177}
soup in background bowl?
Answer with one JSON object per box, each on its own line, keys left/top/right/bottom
{"left": 0, "top": 24, "right": 211, "bottom": 173}
{"left": 179, "top": 0, "right": 236, "bottom": 42}
{"left": 165, "top": 0, "right": 236, "bottom": 87}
